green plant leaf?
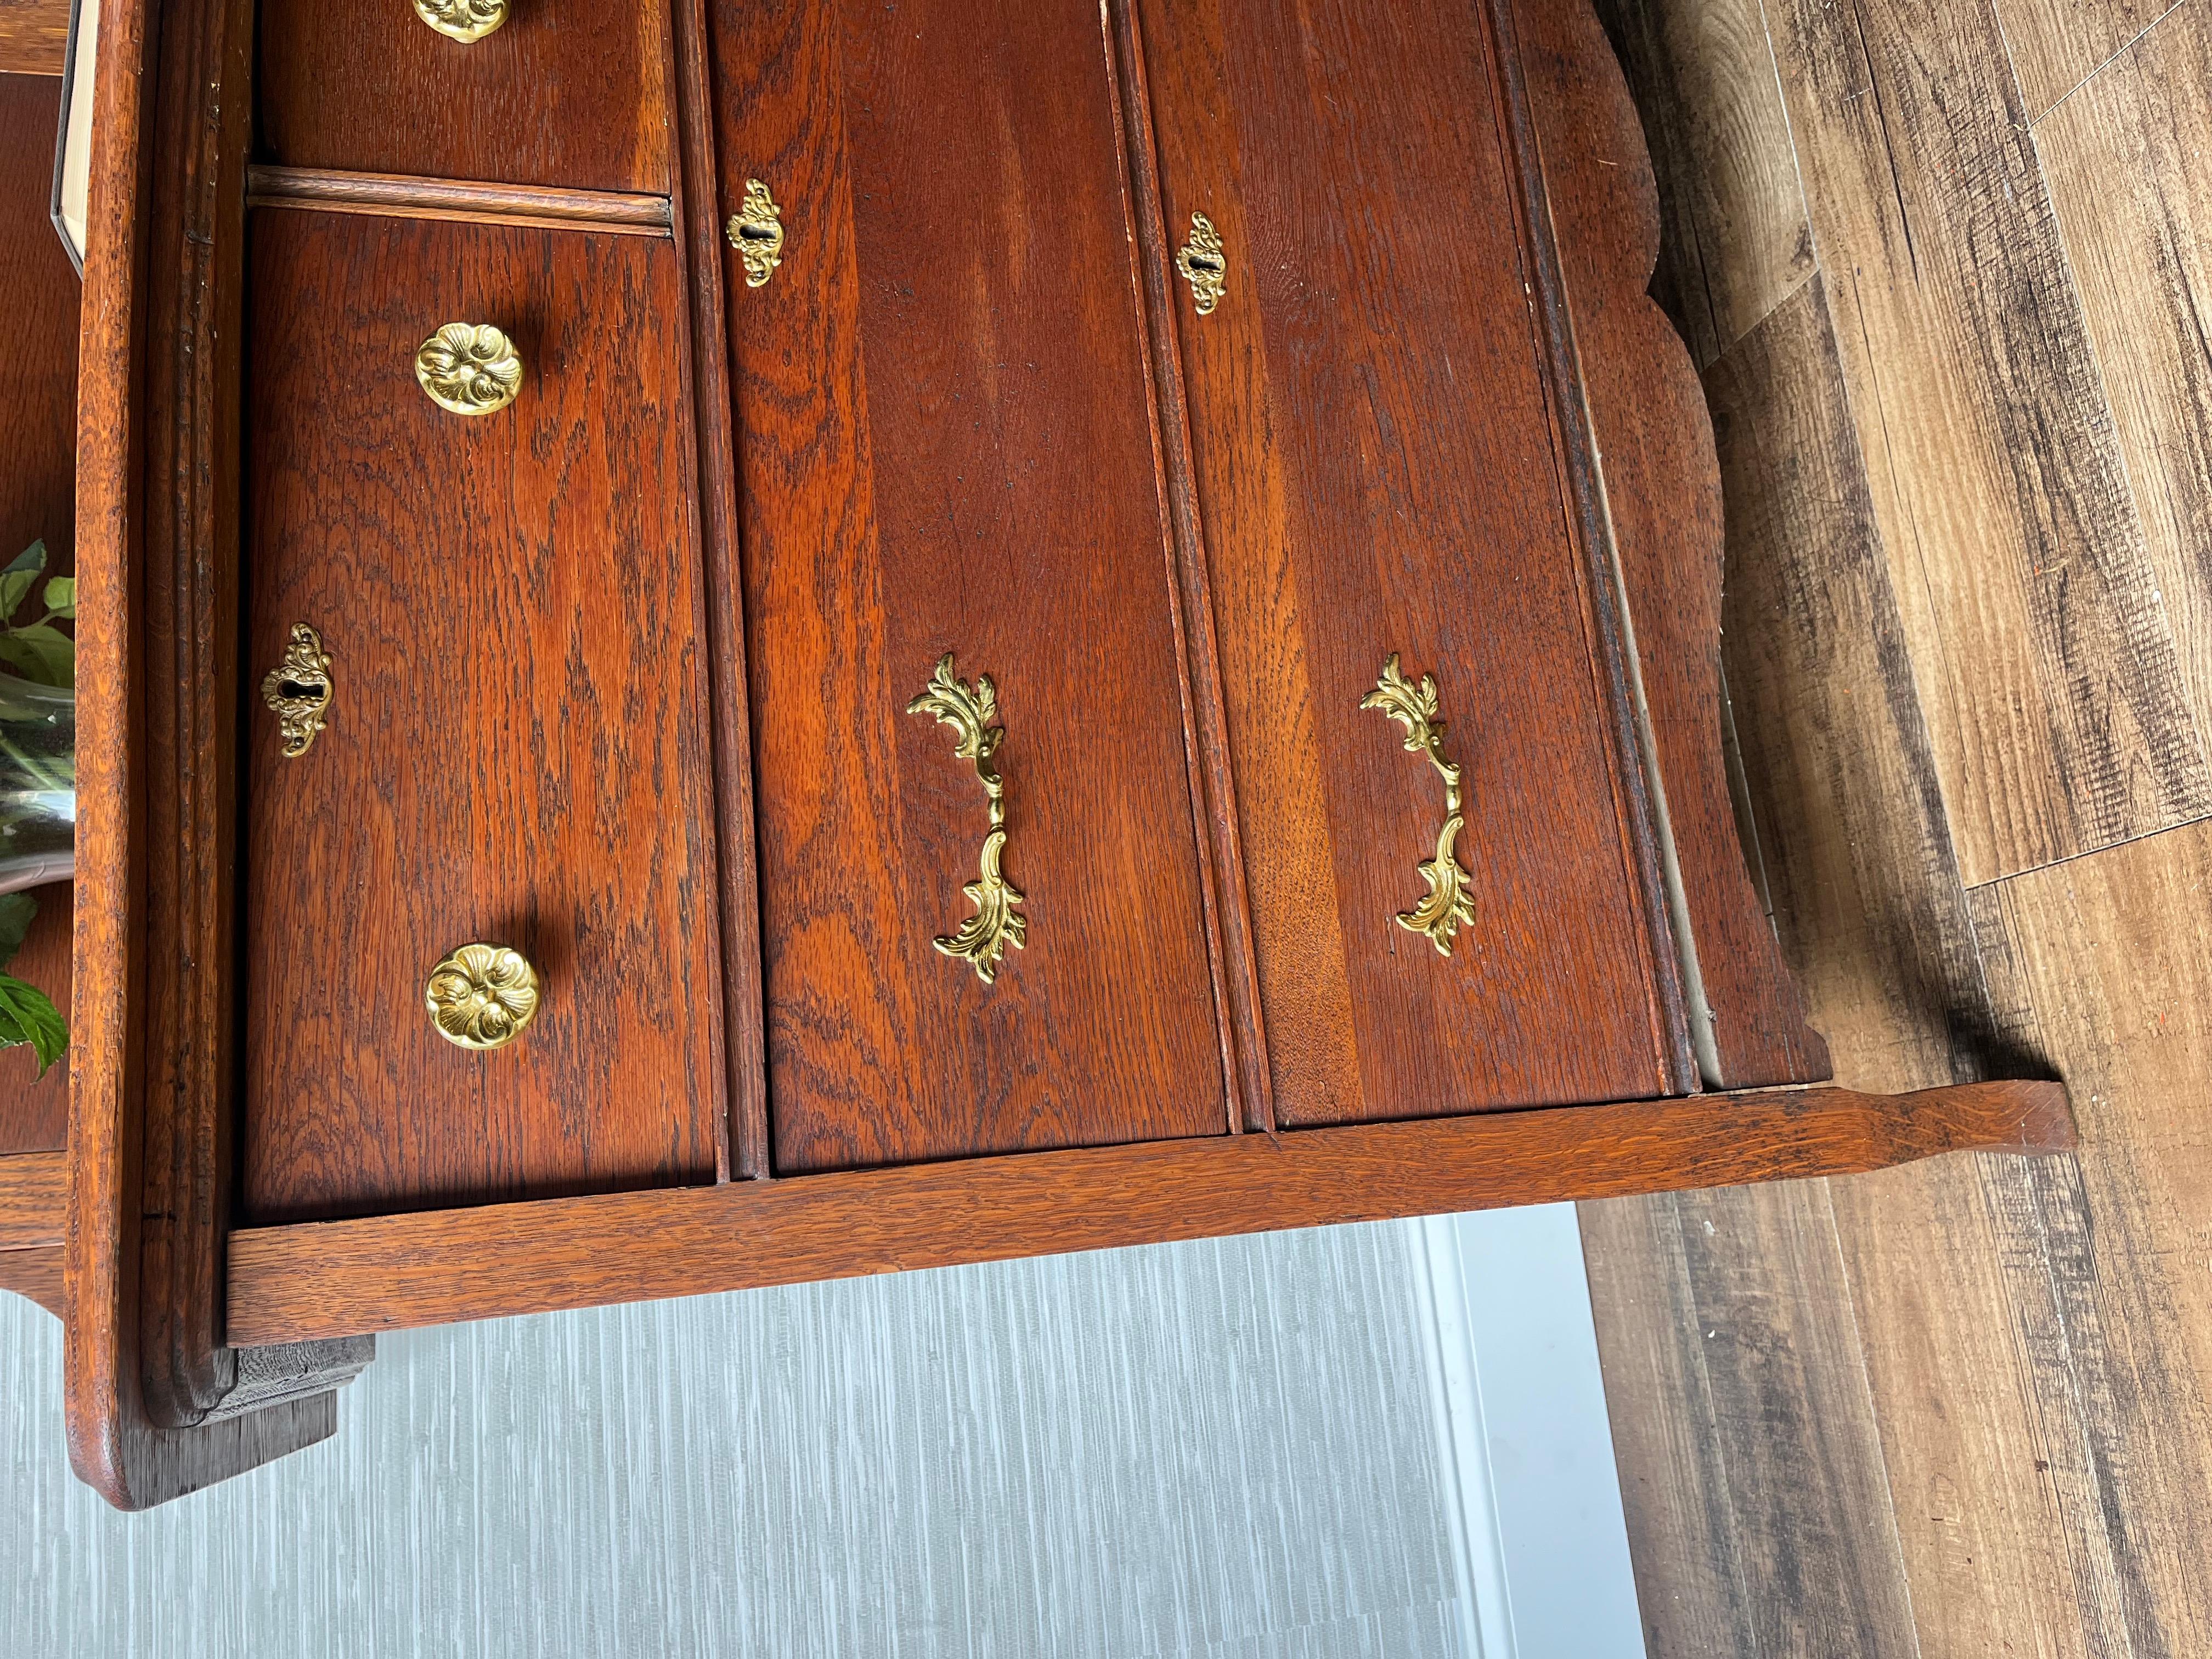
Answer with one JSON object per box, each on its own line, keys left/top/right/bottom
{"left": 0, "top": 971, "right": 66, "bottom": 1076}
{"left": 0, "top": 624, "right": 74, "bottom": 687}
{"left": 0, "top": 541, "right": 44, "bottom": 622}
{"left": 42, "top": 577, "right": 74, "bottom": 619}
{"left": 0, "top": 892, "right": 33, "bottom": 970}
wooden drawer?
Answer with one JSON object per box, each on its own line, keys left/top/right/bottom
{"left": 239, "top": 211, "right": 723, "bottom": 1223}
{"left": 1138, "top": 0, "right": 1685, "bottom": 1124}
{"left": 257, "top": 0, "right": 670, "bottom": 194}
{"left": 714, "top": 0, "right": 1231, "bottom": 1172}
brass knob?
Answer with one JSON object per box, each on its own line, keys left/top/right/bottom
{"left": 414, "top": 0, "right": 508, "bottom": 44}
{"left": 415, "top": 323, "right": 523, "bottom": 415}
{"left": 426, "top": 943, "right": 541, "bottom": 1051}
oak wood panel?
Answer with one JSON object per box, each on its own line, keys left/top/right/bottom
{"left": 709, "top": 0, "right": 1227, "bottom": 1171}
{"left": 244, "top": 166, "right": 674, "bottom": 236}
{"left": 0, "top": 0, "right": 67, "bottom": 75}
{"left": 1996, "top": 0, "right": 2175, "bottom": 120}
{"left": 0, "top": 1148, "right": 62, "bottom": 1247}
{"left": 226, "top": 1081, "right": 2074, "bottom": 1345}
{"left": 241, "top": 212, "right": 725, "bottom": 1222}
{"left": 665, "top": 0, "right": 769, "bottom": 1178}
{"left": 1589, "top": 0, "right": 1815, "bottom": 369}
{"left": 1768, "top": 0, "right": 2208, "bottom": 885}
{"left": 0, "top": 71, "right": 81, "bottom": 1150}
{"left": 0, "top": 1242, "right": 61, "bottom": 1316}
{"left": 1973, "top": 825, "right": 2212, "bottom": 1657}
{"left": 2039, "top": 8, "right": 2212, "bottom": 761}
{"left": 256, "top": 0, "right": 670, "bottom": 195}
{"left": 1136, "top": 0, "right": 1682, "bottom": 1125}
{"left": 1519, "top": 0, "right": 1828, "bottom": 1089}
{"left": 70, "top": 0, "right": 345, "bottom": 1511}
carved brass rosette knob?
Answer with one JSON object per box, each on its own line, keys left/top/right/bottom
{"left": 1176, "top": 212, "right": 1227, "bottom": 315}
{"left": 726, "top": 178, "right": 786, "bottom": 288}
{"left": 426, "top": 943, "right": 542, "bottom": 1051}
{"left": 906, "top": 653, "right": 1026, "bottom": 982}
{"left": 414, "top": 0, "right": 509, "bottom": 44}
{"left": 261, "top": 622, "right": 334, "bottom": 758}
{"left": 1361, "top": 653, "right": 1477, "bottom": 955}
{"left": 415, "top": 323, "right": 523, "bottom": 415}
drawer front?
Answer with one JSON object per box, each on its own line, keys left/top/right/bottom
{"left": 258, "top": 0, "right": 670, "bottom": 194}
{"left": 241, "top": 212, "right": 723, "bottom": 1223}
{"left": 1139, "top": 0, "right": 1680, "bottom": 1123}
{"left": 713, "top": 0, "right": 1229, "bottom": 1172}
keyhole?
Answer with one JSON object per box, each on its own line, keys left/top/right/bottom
{"left": 738, "top": 222, "right": 778, "bottom": 246}
{"left": 276, "top": 679, "right": 324, "bottom": 703}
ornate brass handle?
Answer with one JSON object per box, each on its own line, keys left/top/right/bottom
{"left": 1361, "top": 653, "right": 1475, "bottom": 955}
{"left": 415, "top": 323, "right": 523, "bottom": 415}
{"left": 1176, "top": 212, "right": 1227, "bottom": 315}
{"left": 414, "top": 0, "right": 508, "bottom": 43}
{"left": 906, "top": 654, "right": 1026, "bottom": 982}
{"left": 262, "top": 622, "right": 334, "bottom": 758}
{"left": 426, "top": 943, "right": 541, "bottom": 1050}
{"left": 726, "top": 179, "right": 785, "bottom": 288}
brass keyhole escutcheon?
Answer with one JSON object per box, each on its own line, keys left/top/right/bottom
{"left": 262, "top": 622, "right": 334, "bottom": 758}
{"left": 426, "top": 943, "right": 542, "bottom": 1051}
{"left": 727, "top": 178, "right": 786, "bottom": 288}
{"left": 1176, "top": 212, "right": 1228, "bottom": 315}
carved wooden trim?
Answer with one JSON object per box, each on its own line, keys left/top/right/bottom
{"left": 1506, "top": 0, "right": 1830, "bottom": 1086}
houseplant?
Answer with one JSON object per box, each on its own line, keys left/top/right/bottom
{"left": 0, "top": 539, "right": 73, "bottom": 1075}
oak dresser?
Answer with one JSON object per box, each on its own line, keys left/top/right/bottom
{"left": 21, "top": 0, "right": 2069, "bottom": 1506}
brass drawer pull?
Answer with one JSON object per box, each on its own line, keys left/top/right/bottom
{"left": 414, "top": 0, "right": 509, "bottom": 44}
{"left": 1361, "top": 653, "right": 1475, "bottom": 955}
{"left": 415, "top": 323, "right": 523, "bottom": 415}
{"left": 726, "top": 178, "right": 786, "bottom": 288}
{"left": 426, "top": 943, "right": 541, "bottom": 1050}
{"left": 262, "top": 622, "right": 334, "bottom": 758}
{"left": 906, "top": 653, "right": 1026, "bottom": 982}
{"left": 1176, "top": 212, "right": 1227, "bottom": 315}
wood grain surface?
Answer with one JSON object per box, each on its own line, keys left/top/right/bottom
{"left": 257, "top": 0, "right": 670, "bottom": 195}
{"left": 0, "top": 73, "right": 80, "bottom": 1151}
{"left": 1768, "top": 0, "right": 2208, "bottom": 885}
{"left": 1134, "top": 0, "right": 1684, "bottom": 1124}
{"left": 70, "top": 0, "right": 345, "bottom": 1511}
{"left": 1589, "top": 0, "right": 1813, "bottom": 371}
{"left": 225, "top": 1080, "right": 2073, "bottom": 1345}
{"left": 0, "top": 1242, "right": 60, "bottom": 1316}
{"left": 1995, "top": 0, "right": 2173, "bottom": 121}
{"left": 0, "top": 0, "right": 67, "bottom": 75}
{"left": 2039, "top": 8, "right": 2212, "bottom": 763}
{"left": 1517, "top": 0, "right": 1827, "bottom": 1089}
{"left": 241, "top": 212, "right": 725, "bottom": 1223}
{"left": 709, "top": 0, "right": 1227, "bottom": 1172}
{"left": 0, "top": 1148, "right": 62, "bottom": 1248}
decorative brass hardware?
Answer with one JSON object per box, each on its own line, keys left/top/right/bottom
{"left": 906, "top": 653, "right": 1026, "bottom": 982}
{"left": 262, "top": 623, "right": 335, "bottom": 758}
{"left": 726, "top": 179, "right": 785, "bottom": 288}
{"left": 1361, "top": 653, "right": 1476, "bottom": 955}
{"left": 426, "top": 943, "right": 541, "bottom": 1051}
{"left": 415, "top": 323, "right": 523, "bottom": 415}
{"left": 413, "top": 0, "right": 509, "bottom": 44}
{"left": 1175, "top": 212, "right": 1227, "bottom": 315}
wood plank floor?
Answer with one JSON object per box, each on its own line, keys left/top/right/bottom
{"left": 1583, "top": 1, "right": 2212, "bottom": 1652}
